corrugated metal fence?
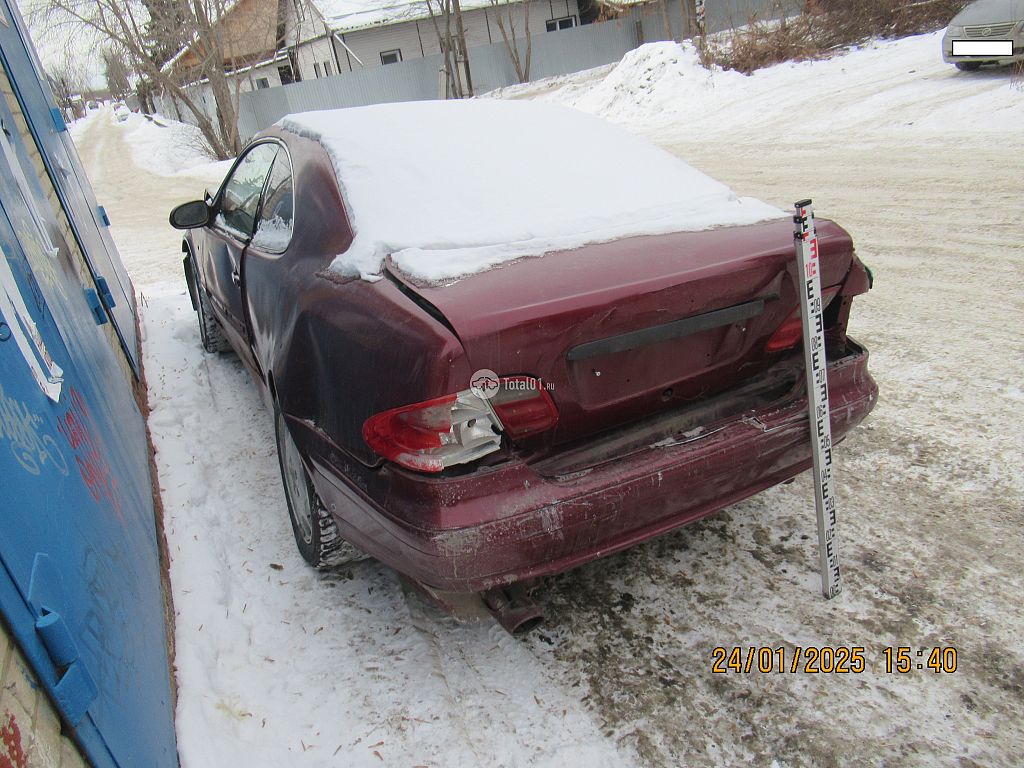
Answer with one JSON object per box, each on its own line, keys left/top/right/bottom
{"left": 161, "top": 0, "right": 800, "bottom": 142}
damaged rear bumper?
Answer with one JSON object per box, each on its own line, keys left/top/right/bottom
{"left": 307, "top": 343, "right": 877, "bottom": 593}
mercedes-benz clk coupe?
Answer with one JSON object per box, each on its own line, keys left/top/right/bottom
{"left": 170, "top": 100, "right": 877, "bottom": 632}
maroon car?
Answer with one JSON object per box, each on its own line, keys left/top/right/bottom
{"left": 170, "top": 101, "right": 877, "bottom": 632}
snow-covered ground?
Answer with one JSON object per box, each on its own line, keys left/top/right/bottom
{"left": 73, "top": 29, "right": 1024, "bottom": 766}
{"left": 484, "top": 31, "right": 1023, "bottom": 138}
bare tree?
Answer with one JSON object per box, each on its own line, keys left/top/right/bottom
{"left": 451, "top": 0, "right": 473, "bottom": 95}
{"left": 426, "top": 0, "right": 473, "bottom": 98}
{"left": 659, "top": 0, "right": 672, "bottom": 41}
{"left": 34, "top": 0, "right": 279, "bottom": 159}
{"left": 102, "top": 46, "right": 132, "bottom": 98}
{"left": 488, "top": 0, "right": 532, "bottom": 83}
{"left": 681, "top": 0, "right": 696, "bottom": 37}
{"left": 46, "top": 53, "right": 89, "bottom": 117}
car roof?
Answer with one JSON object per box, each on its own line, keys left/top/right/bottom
{"left": 278, "top": 100, "right": 783, "bottom": 283}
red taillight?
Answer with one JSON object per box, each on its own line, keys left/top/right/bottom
{"left": 362, "top": 393, "right": 458, "bottom": 472}
{"left": 362, "top": 376, "right": 558, "bottom": 473}
{"left": 489, "top": 376, "right": 559, "bottom": 438}
{"left": 765, "top": 286, "right": 841, "bottom": 352}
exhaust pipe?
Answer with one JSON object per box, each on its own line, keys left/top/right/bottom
{"left": 481, "top": 584, "right": 544, "bottom": 635}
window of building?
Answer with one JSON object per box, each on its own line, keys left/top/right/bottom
{"left": 380, "top": 49, "right": 402, "bottom": 65}
{"left": 545, "top": 15, "right": 578, "bottom": 31}
{"left": 255, "top": 77, "right": 270, "bottom": 89}
{"left": 323, "top": 61, "right": 333, "bottom": 76}
{"left": 314, "top": 62, "right": 322, "bottom": 78}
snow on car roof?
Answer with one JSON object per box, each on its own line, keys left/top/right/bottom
{"left": 281, "top": 100, "right": 784, "bottom": 284}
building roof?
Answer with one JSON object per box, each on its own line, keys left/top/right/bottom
{"left": 162, "top": 0, "right": 278, "bottom": 74}
{"left": 311, "top": 0, "right": 524, "bottom": 34}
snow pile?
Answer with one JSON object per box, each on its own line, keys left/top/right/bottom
{"left": 569, "top": 42, "right": 741, "bottom": 122}
{"left": 508, "top": 32, "right": 1024, "bottom": 139}
{"left": 114, "top": 111, "right": 232, "bottom": 178}
{"left": 281, "top": 100, "right": 782, "bottom": 283}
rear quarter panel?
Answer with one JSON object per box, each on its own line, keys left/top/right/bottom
{"left": 242, "top": 130, "right": 471, "bottom": 468}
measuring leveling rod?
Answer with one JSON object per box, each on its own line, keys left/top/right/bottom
{"left": 793, "top": 199, "right": 842, "bottom": 599}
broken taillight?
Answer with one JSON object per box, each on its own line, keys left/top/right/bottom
{"left": 362, "top": 376, "right": 558, "bottom": 473}
{"left": 488, "top": 376, "right": 559, "bottom": 438}
{"left": 765, "top": 286, "right": 841, "bottom": 352}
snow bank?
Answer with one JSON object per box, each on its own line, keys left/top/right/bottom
{"left": 516, "top": 33, "right": 1024, "bottom": 139}
{"left": 67, "top": 107, "right": 105, "bottom": 141}
{"left": 281, "top": 100, "right": 783, "bottom": 283}
{"left": 570, "top": 42, "right": 742, "bottom": 122}
{"left": 115, "top": 111, "right": 233, "bottom": 178}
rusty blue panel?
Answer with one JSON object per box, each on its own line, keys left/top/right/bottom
{"left": 0, "top": 2, "right": 177, "bottom": 766}
{"left": 0, "top": 0, "right": 139, "bottom": 375}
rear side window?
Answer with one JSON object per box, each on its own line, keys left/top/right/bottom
{"left": 252, "top": 152, "right": 294, "bottom": 252}
{"left": 218, "top": 143, "right": 278, "bottom": 236}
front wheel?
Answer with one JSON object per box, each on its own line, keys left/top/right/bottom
{"left": 184, "top": 253, "right": 231, "bottom": 353}
{"left": 955, "top": 62, "right": 982, "bottom": 71}
{"left": 274, "top": 409, "right": 366, "bottom": 569}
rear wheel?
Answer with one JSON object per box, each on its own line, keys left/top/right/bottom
{"left": 955, "top": 62, "right": 982, "bottom": 71}
{"left": 274, "top": 408, "right": 365, "bottom": 569}
{"left": 185, "top": 254, "right": 232, "bottom": 353}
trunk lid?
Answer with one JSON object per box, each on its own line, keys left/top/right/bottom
{"left": 387, "top": 218, "right": 855, "bottom": 448}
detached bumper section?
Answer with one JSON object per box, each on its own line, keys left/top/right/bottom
{"left": 307, "top": 345, "right": 877, "bottom": 593}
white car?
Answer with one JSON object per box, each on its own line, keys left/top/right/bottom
{"left": 114, "top": 104, "right": 131, "bottom": 122}
{"left": 942, "top": 0, "right": 1024, "bottom": 70}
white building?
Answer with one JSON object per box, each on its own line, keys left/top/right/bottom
{"left": 249, "top": 0, "right": 586, "bottom": 89}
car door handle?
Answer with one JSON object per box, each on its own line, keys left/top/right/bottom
{"left": 231, "top": 268, "right": 240, "bottom": 286}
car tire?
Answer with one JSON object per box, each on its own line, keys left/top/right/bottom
{"left": 955, "top": 62, "right": 982, "bottom": 71}
{"left": 195, "top": 282, "right": 232, "bottom": 353}
{"left": 274, "top": 408, "right": 366, "bottom": 569}
{"left": 185, "top": 254, "right": 232, "bottom": 353}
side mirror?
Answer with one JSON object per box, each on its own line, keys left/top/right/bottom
{"left": 169, "top": 200, "right": 211, "bottom": 229}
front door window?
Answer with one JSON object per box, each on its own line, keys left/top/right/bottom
{"left": 217, "top": 144, "right": 278, "bottom": 237}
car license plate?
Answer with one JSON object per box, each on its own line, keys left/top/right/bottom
{"left": 952, "top": 40, "right": 1013, "bottom": 56}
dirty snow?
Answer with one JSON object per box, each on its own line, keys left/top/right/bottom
{"left": 72, "top": 26, "right": 1024, "bottom": 766}
{"left": 282, "top": 101, "right": 782, "bottom": 282}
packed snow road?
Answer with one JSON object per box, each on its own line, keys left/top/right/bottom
{"left": 75, "top": 32, "right": 1023, "bottom": 767}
